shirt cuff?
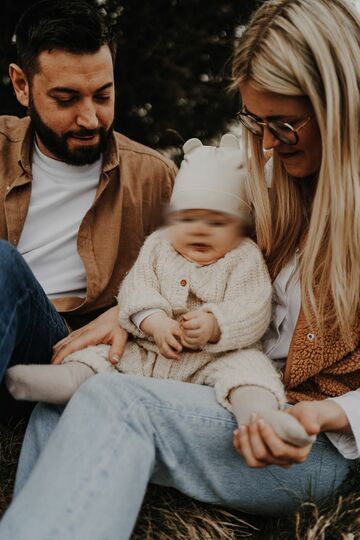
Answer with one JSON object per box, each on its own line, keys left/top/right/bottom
{"left": 131, "top": 308, "right": 164, "bottom": 329}
{"left": 325, "top": 393, "right": 360, "bottom": 459}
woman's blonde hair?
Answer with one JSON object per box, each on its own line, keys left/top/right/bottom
{"left": 232, "top": 0, "right": 360, "bottom": 343}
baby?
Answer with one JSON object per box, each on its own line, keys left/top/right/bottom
{"left": 7, "top": 134, "right": 313, "bottom": 447}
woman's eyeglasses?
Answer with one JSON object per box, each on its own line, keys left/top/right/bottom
{"left": 236, "top": 108, "right": 312, "bottom": 145}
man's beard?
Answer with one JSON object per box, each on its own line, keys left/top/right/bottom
{"left": 28, "top": 96, "right": 113, "bottom": 166}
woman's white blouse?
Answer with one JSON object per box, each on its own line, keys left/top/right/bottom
{"left": 263, "top": 255, "right": 360, "bottom": 459}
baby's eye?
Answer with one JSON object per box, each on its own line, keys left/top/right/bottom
{"left": 209, "top": 221, "right": 226, "bottom": 227}
{"left": 178, "top": 217, "right": 194, "bottom": 223}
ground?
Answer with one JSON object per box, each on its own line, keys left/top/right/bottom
{"left": 1, "top": 420, "right": 359, "bottom": 539}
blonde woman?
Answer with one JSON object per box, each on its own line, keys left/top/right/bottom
{"left": 1, "top": 1, "right": 359, "bottom": 538}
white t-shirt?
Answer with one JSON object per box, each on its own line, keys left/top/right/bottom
{"left": 17, "top": 143, "right": 101, "bottom": 298}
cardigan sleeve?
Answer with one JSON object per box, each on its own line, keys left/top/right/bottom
{"left": 117, "top": 232, "right": 173, "bottom": 337}
{"left": 200, "top": 241, "right": 272, "bottom": 353}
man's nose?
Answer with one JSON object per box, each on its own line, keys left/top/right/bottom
{"left": 262, "top": 126, "right": 281, "bottom": 151}
{"left": 76, "top": 101, "right": 99, "bottom": 130}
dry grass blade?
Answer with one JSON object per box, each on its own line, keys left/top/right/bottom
{"left": 132, "top": 485, "right": 259, "bottom": 540}
{"left": 0, "top": 419, "right": 26, "bottom": 515}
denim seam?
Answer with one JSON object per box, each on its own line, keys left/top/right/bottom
{"left": 139, "top": 400, "right": 236, "bottom": 426}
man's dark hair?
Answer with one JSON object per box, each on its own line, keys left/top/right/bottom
{"left": 14, "top": 0, "right": 117, "bottom": 79}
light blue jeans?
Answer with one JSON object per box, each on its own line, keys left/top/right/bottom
{"left": 0, "top": 374, "right": 354, "bottom": 540}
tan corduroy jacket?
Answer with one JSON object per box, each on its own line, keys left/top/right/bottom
{"left": 0, "top": 115, "right": 177, "bottom": 330}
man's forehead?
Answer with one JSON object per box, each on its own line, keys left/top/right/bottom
{"left": 36, "top": 45, "right": 113, "bottom": 75}
{"left": 33, "top": 46, "right": 114, "bottom": 91}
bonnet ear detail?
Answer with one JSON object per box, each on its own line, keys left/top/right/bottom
{"left": 220, "top": 133, "right": 239, "bottom": 149}
{"left": 183, "top": 138, "right": 203, "bottom": 155}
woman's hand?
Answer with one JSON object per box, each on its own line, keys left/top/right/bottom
{"left": 232, "top": 413, "right": 317, "bottom": 468}
{"left": 232, "top": 399, "right": 351, "bottom": 468}
{"left": 52, "top": 306, "right": 128, "bottom": 365}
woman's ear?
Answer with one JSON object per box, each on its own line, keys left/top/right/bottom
{"left": 9, "top": 63, "right": 30, "bottom": 108}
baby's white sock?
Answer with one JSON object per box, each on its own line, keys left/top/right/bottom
{"left": 6, "top": 362, "right": 94, "bottom": 405}
{"left": 230, "top": 385, "right": 316, "bottom": 447}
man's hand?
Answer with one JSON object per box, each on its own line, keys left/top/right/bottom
{"left": 52, "top": 306, "right": 127, "bottom": 365}
{"left": 180, "top": 311, "right": 220, "bottom": 348}
{"left": 140, "top": 312, "right": 183, "bottom": 360}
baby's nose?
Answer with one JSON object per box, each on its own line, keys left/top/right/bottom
{"left": 193, "top": 220, "right": 210, "bottom": 234}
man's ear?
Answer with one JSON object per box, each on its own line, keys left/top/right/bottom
{"left": 9, "top": 63, "right": 30, "bottom": 107}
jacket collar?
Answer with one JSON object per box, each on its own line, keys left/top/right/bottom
{"left": 18, "top": 117, "right": 33, "bottom": 176}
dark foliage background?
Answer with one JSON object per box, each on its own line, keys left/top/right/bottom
{"left": 0, "top": 0, "right": 262, "bottom": 151}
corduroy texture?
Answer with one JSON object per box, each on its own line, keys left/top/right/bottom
{"left": 0, "top": 115, "right": 176, "bottom": 330}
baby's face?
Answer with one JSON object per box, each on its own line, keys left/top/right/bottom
{"left": 166, "top": 209, "right": 243, "bottom": 265}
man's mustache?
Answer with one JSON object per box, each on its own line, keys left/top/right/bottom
{"left": 65, "top": 128, "right": 103, "bottom": 138}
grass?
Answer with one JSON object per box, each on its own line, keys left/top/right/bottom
{"left": 1, "top": 420, "right": 360, "bottom": 539}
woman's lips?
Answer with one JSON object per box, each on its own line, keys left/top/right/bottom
{"left": 277, "top": 150, "right": 302, "bottom": 160}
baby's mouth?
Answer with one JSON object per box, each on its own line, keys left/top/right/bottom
{"left": 190, "top": 243, "right": 210, "bottom": 251}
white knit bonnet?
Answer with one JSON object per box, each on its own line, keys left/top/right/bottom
{"left": 169, "top": 133, "right": 251, "bottom": 223}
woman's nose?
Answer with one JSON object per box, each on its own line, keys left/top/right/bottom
{"left": 262, "top": 126, "right": 282, "bottom": 150}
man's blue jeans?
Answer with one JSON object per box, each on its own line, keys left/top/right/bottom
{"left": 0, "top": 374, "right": 354, "bottom": 540}
{"left": 0, "top": 240, "right": 68, "bottom": 391}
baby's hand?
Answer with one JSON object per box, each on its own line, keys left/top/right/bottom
{"left": 141, "top": 312, "right": 183, "bottom": 360}
{"left": 180, "top": 311, "right": 220, "bottom": 348}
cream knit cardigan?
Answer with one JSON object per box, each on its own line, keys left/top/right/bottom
{"left": 67, "top": 230, "right": 285, "bottom": 409}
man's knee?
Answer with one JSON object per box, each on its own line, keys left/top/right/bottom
{"left": 0, "top": 240, "right": 33, "bottom": 297}
{"left": 0, "top": 239, "right": 26, "bottom": 277}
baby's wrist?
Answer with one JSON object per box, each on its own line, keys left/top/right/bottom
{"left": 208, "top": 314, "right": 220, "bottom": 343}
{"left": 140, "top": 311, "right": 168, "bottom": 336}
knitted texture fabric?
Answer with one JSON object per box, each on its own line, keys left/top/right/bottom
{"left": 66, "top": 229, "right": 286, "bottom": 408}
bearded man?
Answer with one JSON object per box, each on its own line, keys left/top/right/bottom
{"left": 0, "top": 0, "right": 176, "bottom": 416}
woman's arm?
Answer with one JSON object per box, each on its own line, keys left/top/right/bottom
{"left": 324, "top": 390, "right": 360, "bottom": 459}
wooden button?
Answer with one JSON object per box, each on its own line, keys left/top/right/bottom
{"left": 180, "top": 279, "right": 187, "bottom": 287}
